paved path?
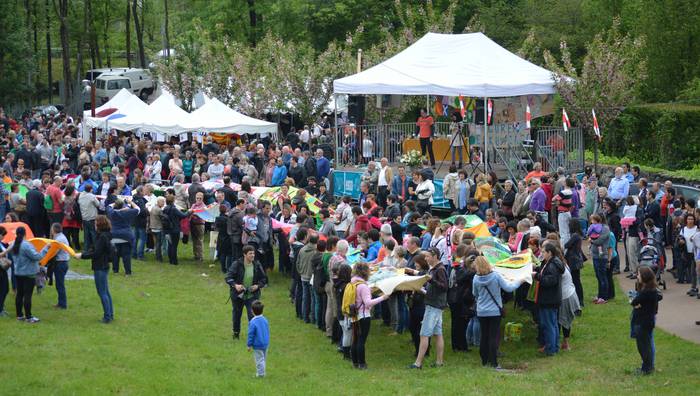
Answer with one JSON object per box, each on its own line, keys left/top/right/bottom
{"left": 617, "top": 262, "right": 700, "bottom": 344}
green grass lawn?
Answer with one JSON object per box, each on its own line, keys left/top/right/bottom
{"left": 2, "top": 239, "right": 700, "bottom": 395}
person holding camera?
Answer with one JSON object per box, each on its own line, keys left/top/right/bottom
{"left": 225, "top": 245, "right": 268, "bottom": 340}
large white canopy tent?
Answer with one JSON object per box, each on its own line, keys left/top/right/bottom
{"left": 332, "top": 32, "right": 557, "bottom": 166}
{"left": 82, "top": 88, "right": 133, "bottom": 119}
{"left": 83, "top": 92, "right": 150, "bottom": 129}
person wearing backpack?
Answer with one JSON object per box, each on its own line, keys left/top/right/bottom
{"left": 312, "top": 239, "right": 328, "bottom": 331}
{"left": 227, "top": 199, "right": 246, "bottom": 264}
{"left": 334, "top": 261, "right": 353, "bottom": 360}
{"left": 472, "top": 256, "right": 525, "bottom": 369}
{"left": 447, "top": 245, "right": 472, "bottom": 352}
{"left": 345, "top": 262, "right": 389, "bottom": 369}
{"left": 61, "top": 184, "right": 81, "bottom": 250}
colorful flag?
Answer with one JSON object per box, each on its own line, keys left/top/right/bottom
{"left": 487, "top": 99, "right": 493, "bottom": 124}
{"left": 592, "top": 109, "right": 601, "bottom": 140}
{"left": 525, "top": 105, "right": 532, "bottom": 129}
{"left": 562, "top": 108, "right": 571, "bottom": 132}
{"left": 459, "top": 95, "right": 466, "bottom": 118}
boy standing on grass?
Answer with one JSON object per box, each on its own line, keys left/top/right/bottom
{"left": 247, "top": 300, "right": 270, "bottom": 378}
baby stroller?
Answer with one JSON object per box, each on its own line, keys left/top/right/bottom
{"left": 638, "top": 244, "right": 667, "bottom": 290}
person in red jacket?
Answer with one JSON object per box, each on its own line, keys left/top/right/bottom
{"left": 346, "top": 206, "right": 371, "bottom": 246}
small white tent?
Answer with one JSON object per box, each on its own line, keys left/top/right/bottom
{"left": 182, "top": 98, "right": 277, "bottom": 136}
{"left": 109, "top": 95, "right": 192, "bottom": 135}
{"left": 83, "top": 92, "right": 150, "bottom": 129}
{"left": 333, "top": 32, "right": 556, "bottom": 97}
{"left": 82, "top": 88, "right": 134, "bottom": 118}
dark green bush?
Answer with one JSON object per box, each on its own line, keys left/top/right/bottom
{"left": 603, "top": 103, "right": 700, "bottom": 170}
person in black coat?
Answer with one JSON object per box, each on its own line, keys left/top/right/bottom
{"left": 215, "top": 206, "right": 231, "bottom": 273}
{"left": 288, "top": 156, "right": 306, "bottom": 187}
{"left": 564, "top": 220, "right": 586, "bottom": 307}
{"left": 631, "top": 266, "right": 663, "bottom": 375}
{"left": 162, "top": 195, "right": 191, "bottom": 265}
{"left": 447, "top": 245, "right": 473, "bottom": 352}
{"left": 225, "top": 245, "right": 268, "bottom": 339}
{"left": 25, "top": 180, "right": 46, "bottom": 237}
{"left": 218, "top": 177, "right": 238, "bottom": 206}
{"left": 534, "top": 242, "right": 565, "bottom": 356}
{"left": 644, "top": 190, "right": 662, "bottom": 229}
{"left": 78, "top": 215, "right": 114, "bottom": 323}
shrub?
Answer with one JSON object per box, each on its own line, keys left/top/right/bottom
{"left": 603, "top": 103, "right": 700, "bottom": 169}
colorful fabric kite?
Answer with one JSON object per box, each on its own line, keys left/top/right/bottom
{"left": 1, "top": 222, "right": 35, "bottom": 243}
{"left": 28, "top": 238, "right": 79, "bottom": 266}
{"left": 192, "top": 203, "right": 220, "bottom": 223}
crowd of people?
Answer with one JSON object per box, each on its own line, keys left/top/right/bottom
{"left": 0, "top": 107, "right": 686, "bottom": 376}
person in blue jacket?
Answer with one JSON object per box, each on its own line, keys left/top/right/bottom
{"left": 270, "top": 158, "right": 288, "bottom": 187}
{"left": 106, "top": 198, "right": 140, "bottom": 275}
{"left": 472, "top": 256, "right": 524, "bottom": 369}
{"left": 247, "top": 300, "right": 270, "bottom": 377}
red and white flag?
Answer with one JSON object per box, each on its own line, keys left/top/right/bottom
{"left": 562, "top": 108, "right": 571, "bottom": 132}
{"left": 487, "top": 99, "right": 493, "bottom": 124}
{"left": 459, "top": 95, "right": 466, "bottom": 118}
{"left": 525, "top": 105, "right": 532, "bottom": 129}
{"left": 592, "top": 109, "right": 601, "bottom": 140}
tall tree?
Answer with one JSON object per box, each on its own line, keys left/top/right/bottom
{"left": 126, "top": 0, "right": 131, "bottom": 68}
{"left": 163, "top": 0, "right": 170, "bottom": 57}
{"left": 45, "top": 0, "right": 52, "bottom": 101}
{"left": 53, "top": 0, "right": 72, "bottom": 107}
{"left": 544, "top": 19, "right": 646, "bottom": 171}
{"left": 104, "top": 0, "right": 111, "bottom": 67}
{"left": 247, "top": 0, "right": 257, "bottom": 47}
{"left": 132, "top": 0, "right": 146, "bottom": 67}
{"left": 0, "top": 0, "right": 35, "bottom": 106}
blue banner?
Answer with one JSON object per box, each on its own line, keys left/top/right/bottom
{"left": 332, "top": 170, "right": 448, "bottom": 209}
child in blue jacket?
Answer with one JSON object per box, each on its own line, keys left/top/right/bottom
{"left": 247, "top": 300, "right": 270, "bottom": 377}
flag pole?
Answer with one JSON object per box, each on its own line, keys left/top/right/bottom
{"left": 484, "top": 96, "right": 489, "bottom": 171}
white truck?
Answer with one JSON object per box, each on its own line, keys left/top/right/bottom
{"left": 90, "top": 68, "right": 156, "bottom": 105}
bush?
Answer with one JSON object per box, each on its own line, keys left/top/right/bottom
{"left": 603, "top": 103, "right": 700, "bottom": 169}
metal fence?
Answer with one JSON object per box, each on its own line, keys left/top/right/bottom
{"left": 334, "top": 122, "right": 452, "bottom": 166}
{"left": 533, "top": 126, "right": 584, "bottom": 174}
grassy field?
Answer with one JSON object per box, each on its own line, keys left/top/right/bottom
{"left": 1, "top": 239, "right": 700, "bottom": 395}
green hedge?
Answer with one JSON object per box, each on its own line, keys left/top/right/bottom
{"left": 603, "top": 103, "right": 700, "bottom": 170}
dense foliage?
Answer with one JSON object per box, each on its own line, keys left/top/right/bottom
{"left": 603, "top": 104, "right": 700, "bottom": 170}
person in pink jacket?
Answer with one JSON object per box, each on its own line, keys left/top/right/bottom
{"left": 350, "top": 262, "right": 389, "bottom": 369}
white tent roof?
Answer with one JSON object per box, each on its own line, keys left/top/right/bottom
{"left": 333, "top": 32, "right": 556, "bottom": 97}
{"left": 82, "top": 88, "right": 133, "bottom": 118}
{"left": 182, "top": 98, "right": 277, "bottom": 135}
{"left": 83, "top": 92, "right": 150, "bottom": 129}
{"left": 109, "top": 95, "right": 192, "bottom": 135}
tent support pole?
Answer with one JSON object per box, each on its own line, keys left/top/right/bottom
{"left": 426, "top": 95, "right": 430, "bottom": 113}
{"left": 333, "top": 93, "right": 339, "bottom": 165}
{"left": 484, "top": 96, "right": 489, "bottom": 172}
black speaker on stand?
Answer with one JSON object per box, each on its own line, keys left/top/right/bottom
{"left": 348, "top": 95, "right": 366, "bottom": 124}
{"left": 474, "top": 99, "right": 494, "bottom": 126}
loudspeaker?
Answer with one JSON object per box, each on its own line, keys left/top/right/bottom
{"left": 348, "top": 95, "right": 366, "bottom": 124}
{"left": 474, "top": 99, "right": 494, "bottom": 126}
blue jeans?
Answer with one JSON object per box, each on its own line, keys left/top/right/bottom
{"left": 397, "top": 293, "right": 409, "bottom": 333}
{"left": 112, "top": 242, "right": 133, "bottom": 274}
{"left": 54, "top": 261, "right": 69, "bottom": 308}
{"left": 310, "top": 288, "right": 318, "bottom": 323}
{"left": 593, "top": 258, "right": 609, "bottom": 300}
{"left": 634, "top": 325, "right": 654, "bottom": 373}
{"left": 539, "top": 307, "right": 559, "bottom": 355}
{"left": 467, "top": 317, "right": 481, "bottom": 346}
{"left": 94, "top": 270, "right": 113, "bottom": 321}
{"left": 132, "top": 227, "right": 147, "bottom": 259}
{"left": 451, "top": 145, "right": 464, "bottom": 164}
{"left": 82, "top": 220, "right": 96, "bottom": 254}
{"left": 301, "top": 280, "right": 312, "bottom": 323}
{"left": 232, "top": 298, "right": 254, "bottom": 335}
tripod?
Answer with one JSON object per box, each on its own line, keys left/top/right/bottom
{"left": 435, "top": 123, "right": 482, "bottom": 179}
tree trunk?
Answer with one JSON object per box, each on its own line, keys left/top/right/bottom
{"left": 247, "top": 0, "right": 257, "bottom": 47}
{"left": 104, "top": 0, "right": 111, "bottom": 67}
{"left": 132, "top": 0, "right": 146, "bottom": 68}
{"left": 45, "top": 0, "right": 52, "bottom": 102}
{"left": 55, "top": 0, "right": 72, "bottom": 107}
{"left": 86, "top": 0, "right": 99, "bottom": 68}
{"left": 164, "top": 0, "right": 170, "bottom": 57}
{"left": 126, "top": 0, "right": 131, "bottom": 67}
{"left": 32, "top": 1, "right": 38, "bottom": 54}
{"left": 25, "top": 0, "right": 33, "bottom": 86}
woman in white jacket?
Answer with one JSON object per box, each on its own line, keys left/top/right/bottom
{"left": 415, "top": 171, "right": 435, "bottom": 215}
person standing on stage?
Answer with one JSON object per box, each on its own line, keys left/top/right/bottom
{"left": 416, "top": 108, "right": 435, "bottom": 168}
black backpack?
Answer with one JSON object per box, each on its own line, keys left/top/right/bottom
{"left": 160, "top": 206, "right": 174, "bottom": 232}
